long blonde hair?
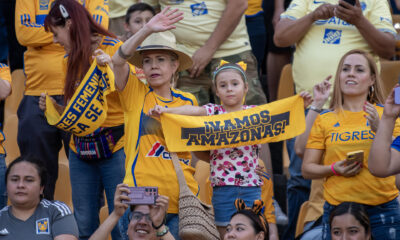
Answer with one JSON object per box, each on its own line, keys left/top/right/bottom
{"left": 329, "top": 49, "right": 384, "bottom": 111}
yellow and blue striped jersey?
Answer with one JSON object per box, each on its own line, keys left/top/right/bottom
{"left": 0, "top": 64, "right": 11, "bottom": 155}
{"left": 15, "top": 0, "right": 109, "bottom": 96}
{"left": 306, "top": 105, "right": 400, "bottom": 206}
{"left": 120, "top": 70, "right": 199, "bottom": 214}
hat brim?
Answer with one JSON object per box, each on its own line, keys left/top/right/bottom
{"left": 127, "top": 45, "right": 193, "bottom": 72}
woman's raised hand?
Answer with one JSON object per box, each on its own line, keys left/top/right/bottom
{"left": 148, "top": 105, "right": 167, "bottom": 118}
{"left": 149, "top": 195, "right": 169, "bottom": 228}
{"left": 113, "top": 184, "right": 130, "bottom": 217}
{"left": 383, "top": 84, "right": 400, "bottom": 120}
{"left": 364, "top": 101, "right": 379, "bottom": 132}
{"left": 299, "top": 91, "right": 312, "bottom": 109}
{"left": 313, "top": 75, "right": 332, "bottom": 108}
{"left": 146, "top": 6, "right": 184, "bottom": 33}
{"left": 93, "top": 49, "right": 112, "bottom": 67}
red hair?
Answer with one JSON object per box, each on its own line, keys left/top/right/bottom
{"left": 44, "top": 0, "right": 115, "bottom": 101}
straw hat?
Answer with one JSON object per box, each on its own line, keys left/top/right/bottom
{"left": 128, "top": 31, "right": 193, "bottom": 72}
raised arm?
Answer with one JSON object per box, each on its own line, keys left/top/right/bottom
{"left": 368, "top": 86, "right": 400, "bottom": 177}
{"left": 189, "top": 0, "right": 248, "bottom": 78}
{"left": 274, "top": 3, "right": 335, "bottom": 47}
{"left": 112, "top": 7, "right": 183, "bottom": 91}
{"left": 89, "top": 184, "right": 130, "bottom": 240}
{"left": 295, "top": 77, "right": 331, "bottom": 158}
{"left": 335, "top": 0, "right": 395, "bottom": 59}
{"left": 148, "top": 104, "right": 207, "bottom": 118}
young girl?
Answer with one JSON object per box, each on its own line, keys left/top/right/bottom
{"left": 149, "top": 62, "right": 264, "bottom": 238}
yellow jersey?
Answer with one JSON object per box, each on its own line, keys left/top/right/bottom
{"left": 0, "top": 64, "right": 11, "bottom": 155}
{"left": 143, "top": 0, "right": 251, "bottom": 58}
{"left": 15, "top": 0, "right": 109, "bottom": 96}
{"left": 69, "top": 36, "right": 124, "bottom": 153}
{"left": 120, "top": 69, "right": 199, "bottom": 213}
{"left": 306, "top": 105, "right": 400, "bottom": 205}
{"left": 246, "top": 0, "right": 263, "bottom": 16}
{"left": 281, "top": 0, "right": 395, "bottom": 100}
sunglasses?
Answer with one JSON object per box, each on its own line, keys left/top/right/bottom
{"left": 128, "top": 211, "right": 152, "bottom": 223}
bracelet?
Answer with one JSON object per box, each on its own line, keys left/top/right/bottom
{"left": 309, "top": 105, "right": 322, "bottom": 113}
{"left": 156, "top": 225, "right": 169, "bottom": 237}
{"left": 331, "top": 162, "right": 340, "bottom": 176}
{"left": 152, "top": 216, "right": 166, "bottom": 230}
{"left": 117, "top": 45, "right": 132, "bottom": 60}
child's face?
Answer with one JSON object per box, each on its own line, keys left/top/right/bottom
{"left": 215, "top": 70, "right": 248, "bottom": 108}
{"left": 125, "top": 10, "right": 154, "bottom": 35}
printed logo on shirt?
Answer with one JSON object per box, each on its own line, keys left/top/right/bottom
{"left": 330, "top": 130, "right": 375, "bottom": 142}
{"left": 313, "top": 0, "right": 326, "bottom": 4}
{"left": 380, "top": 17, "right": 393, "bottom": 24}
{"left": 39, "top": 0, "right": 49, "bottom": 10}
{"left": 36, "top": 218, "right": 50, "bottom": 235}
{"left": 360, "top": 2, "right": 367, "bottom": 11}
{"left": 146, "top": 142, "right": 190, "bottom": 165}
{"left": 190, "top": 2, "right": 208, "bottom": 16}
{"left": 168, "top": 0, "right": 184, "bottom": 3}
{"left": 323, "top": 29, "right": 342, "bottom": 44}
{"left": 315, "top": 17, "right": 351, "bottom": 26}
{"left": 0, "top": 228, "right": 9, "bottom": 236}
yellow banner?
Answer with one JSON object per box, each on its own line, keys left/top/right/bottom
{"left": 161, "top": 95, "right": 306, "bottom": 152}
{"left": 45, "top": 59, "right": 115, "bottom": 136}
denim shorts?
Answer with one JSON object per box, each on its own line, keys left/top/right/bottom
{"left": 212, "top": 185, "right": 261, "bottom": 226}
{"left": 322, "top": 198, "right": 400, "bottom": 240}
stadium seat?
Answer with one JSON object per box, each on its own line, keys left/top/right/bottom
{"left": 99, "top": 205, "right": 111, "bottom": 240}
{"left": 193, "top": 160, "right": 212, "bottom": 205}
{"left": 277, "top": 64, "right": 295, "bottom": 174}
{"left": 4, "top": 69, "right": 25, "bottom": 164}
{"left": 277, "top": 64, "right": 295, "bottom": 100}
{"left": 380, "top": 60, "right": 400, "bottom": 98}
{"left": 54, "top": 161, "right": 72, "bottom": 208}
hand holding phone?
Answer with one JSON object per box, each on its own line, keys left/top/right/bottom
{"left": 341, "top": 0, "right": 356, "bottom": 6}
{"left": 345, "top": 150, "right": 364, "bottom": 166}
{"left": 122, "top": 187, "right": 158, "bottom": 205}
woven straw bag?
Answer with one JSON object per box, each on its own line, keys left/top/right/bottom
{"left": 170, "top": 153, "right": 220, "bottom": 240}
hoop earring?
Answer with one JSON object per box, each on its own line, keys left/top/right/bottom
{"left": 368, "top": 85, "right": 374, "bottom": 101}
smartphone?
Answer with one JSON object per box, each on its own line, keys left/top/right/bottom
{"left": 395, "top": 74, "right": 400, "bottom": 104}
{"left": 340, "top": 0, "right": 356, "bottom": 7}
{"left": 122, "top": 187, "right": 158, "bottom": 205}
{"left": 345, "top": 150, "right": 363, "bottom": 166}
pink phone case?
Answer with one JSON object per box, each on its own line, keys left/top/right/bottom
{"left": 395, "top": 86, "right": 400, "bottom": 105}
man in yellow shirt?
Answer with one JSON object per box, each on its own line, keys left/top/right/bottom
{"left": 143, "top": 0, "right": 267, "bottom": 106}
{"left": 15, "top": 0, "right": 109, "bottom": 200}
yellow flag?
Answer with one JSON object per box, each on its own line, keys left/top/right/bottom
{"left": 161, "top": 95, "right": 306, "bottom": 152}
{"left": 45, "top": 59, "right": 115, "bottom": 136}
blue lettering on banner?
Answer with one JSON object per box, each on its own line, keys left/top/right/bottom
{"left": 323, "top": 29, "right": 342, "bottom": 44}
{"left": 181, "top": 111, "right": 289, "bottom": 147}
{"left": 334, "top": 122, "right": 340, "bottom": 127}
{"left": 39, "top": 0, "right": 49, "bottom": 10}
{"left": 190, "top": 2, "right": 208, "bottom": 16}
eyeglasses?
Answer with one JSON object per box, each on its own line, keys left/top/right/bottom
{"left": 128, "top": 211, "right": 152, "bottom": 223}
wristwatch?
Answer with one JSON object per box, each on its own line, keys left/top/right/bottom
{"left": 309, "top": 105, "right": 322, "bottom": 113}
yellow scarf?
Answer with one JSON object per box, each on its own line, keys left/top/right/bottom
{"left": 45, "top": 59, "right": 115, "bottom": 136}
{"left": 161, "top": 95, "right": 306, "bottom": 152}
